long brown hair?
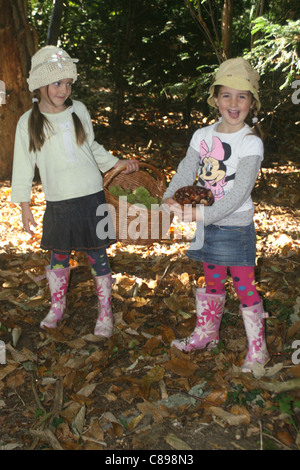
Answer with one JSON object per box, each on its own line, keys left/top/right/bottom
{"left": 28, "top": 89, "right": 86, "bottom": 152}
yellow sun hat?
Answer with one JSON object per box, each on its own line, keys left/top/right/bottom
{"left": 207, "top": 57, "right": 261, "bottom": 111}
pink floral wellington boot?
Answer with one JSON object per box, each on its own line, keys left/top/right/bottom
{"left": 40, "top": 266, "right": 70, "bottom": 329}
{"left": 171, "top": 288, "right": 226, "bottom": 352}
{"left": 241, "top": 303, "right": 270, "bottom": 373}
{"left": 93, "top": 273, "right": 114, "bottom": 337}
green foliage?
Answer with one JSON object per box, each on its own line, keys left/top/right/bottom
{"left": 27, "top": 1, "right": 300, "bottom": 135}
{"left": 265, "top": 298, "right": 297, "bottom": 324}
{"left": 108, "top": 185, "right": 131, "bottom": 197}
{"left": 246, "top": 17, "right": 300, "bottom": 89}
{"left": 133, "top": 187, "right": 150, "bottom": 200}
{"left": 225, "top": 384, "right": 264, "bottom": 408}
{"left": 109, "top": 185, "right": 160, "bottom": 209}
{"left": 271, "top": 393, "right": 300, "bottom": 432}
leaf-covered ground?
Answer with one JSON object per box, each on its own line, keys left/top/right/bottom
{"left": 0, "top": 109, "right": 300, "bottom": 451}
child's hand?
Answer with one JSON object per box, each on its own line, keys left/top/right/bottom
{"left": 114, "top": 160, "right": 139, "bottom": 174}
{"left": 162, "top": 198, "right": 203, "bottom": 222}
{"left": 21, "top": 202, "right": 37, "bottom": 236}
{"left": 162, "top": 197, "right": 181, "bottom": 213}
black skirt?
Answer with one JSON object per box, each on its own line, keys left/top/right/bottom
{"left": 40, "top": 191, "right": 116, "bottom": 253}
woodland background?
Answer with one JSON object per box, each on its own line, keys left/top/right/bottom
{"left": 0, "top": 0, "right": 300, "bottom": 452}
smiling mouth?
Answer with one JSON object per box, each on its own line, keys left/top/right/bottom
{"left": 228, "top": 110, "right": 240, "bottom": 119}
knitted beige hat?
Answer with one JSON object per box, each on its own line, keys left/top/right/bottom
{"left": 207, "top": 57, "right": 261, "bottom": 111}
{"left": 27, "top": 46, "right": 79, "bottom": 92}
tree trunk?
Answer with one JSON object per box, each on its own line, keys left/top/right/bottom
{"left": 111, "top": 0, "right": 137, "bottom": 130}
{"left": 221, "top": 0, "right": 233, "bottom": 59}
{"left": 46, "top": 0, "right": 65, "bottom": 46}
{"left": 251, "top": 0, "right": 265, "bottom": 48}
{"left": 0, "top": 0, "right": 38, "bottom": 180}
{"left": 184, "top": 0, "right": 223, "bottom": 64}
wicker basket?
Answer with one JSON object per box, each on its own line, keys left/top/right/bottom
{"left": 103, "top": 163, "right": 173, "bottom": 245}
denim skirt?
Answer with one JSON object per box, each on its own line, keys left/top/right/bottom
{"left": 187, "top": 222, "right": 257, "bottom": 266}
{"left": 40, "top": 191, "right": 116, "bottom": 253}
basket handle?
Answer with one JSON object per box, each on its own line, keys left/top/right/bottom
{"left": 103, "top": 162, "right": 165, "bottom": 189}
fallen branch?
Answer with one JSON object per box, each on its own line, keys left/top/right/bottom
{"left": 29, "top": 429, "right": 63, "bottom": 451}
{"left": 254, "top": 377, "right": 300, "bottom": 393}
{"left": 262, "top": 432, "right": 293, "bottom": 450}
{"left": 30, "top": 372, "right": 46, "bottom": 413}
{"left": 51, "top": 378, "right": 64, "bottom": 418}
{"left": 233, "top": 367, "right": 300, "bottom": 393}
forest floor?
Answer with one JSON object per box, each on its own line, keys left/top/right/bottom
{"left": 0, "top": 104, "right": 300, "bottom": 453}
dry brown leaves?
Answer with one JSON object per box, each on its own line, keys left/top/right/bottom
{"left": 0, "top": 158, "right": 300, "bottom": 451}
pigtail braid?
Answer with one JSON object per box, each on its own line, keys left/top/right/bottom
{"left": 28, "top": 91, "right": 53, "bottom": 152}
{"left": 65, "top": 98, "right": 86, "bottom": 146}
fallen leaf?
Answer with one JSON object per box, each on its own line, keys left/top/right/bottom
{"left": 141, "top": 365, "right": 165, "bottom": 399}
{"left": 6, "top": 344, "right": 37, "bottom": 364}
{"left": 164, "top": 355, "right": 198, "bottom": 377}
{"left": 276, "top": 430, "right": 294, "bottom": 447}
{"left": 165, "top": 433, "right": 192, "bottom": 450}
{"left": 209, "top": 405, "right": 250, "bottom": 426}
{"left": 142, "top": 336, "right": 163, "bottom": 356}
{"left": 100, "top": 411, "right": 123, "bottom": 438}
{"left": 204, "top": 389, "right": 227, "bottom": 407}
{"left": 72, "top": 404, "right": 86, "bottom": 438}
{"left": 252, "top": 361, "right": 284, "bottom": 379}
{"left": 76, "top": 383, "right": 97, "bottom": 397}
{"left": 60, "top": 401, "right": 82, "bottom": 421}
{"left": 6, "top": 369, "right": 27, "bottom": 388}
{"left": 0, "top": 364, "right": 18, "bottom": 381}
{"left": 136, "top": 401, "right": 170, "bottom": 422}
{"left": 56, "top": 422, "right": 76, "bottom": 445}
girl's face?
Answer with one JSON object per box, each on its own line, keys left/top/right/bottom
{"left": 39, "top": 78, "right": 73, "bottom": 113}
{"left": 214, "top": 86, "right": 254, "bottom": 133}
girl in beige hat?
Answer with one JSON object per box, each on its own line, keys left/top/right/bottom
{"left": 11, "top": 46, "right": 139, "bottom": 337}
{"left": 163, "top": 57, "right": 269, "bottom": 373}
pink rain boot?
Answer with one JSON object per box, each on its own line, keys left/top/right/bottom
{"left": 241, "top": 302, "right": 270, "bottom": 373}
{"left": 40, "top": 266, "right": 70, "bottom": 329}
{"left": 171, "top": 288, "right": 226, "bottom": 352}
{"left": 93, "top": 273, "right": 114, "bottom": 337}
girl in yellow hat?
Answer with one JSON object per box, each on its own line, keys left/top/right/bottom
{"left": 11, "top": 46, "right": 139, "bottom": 337}
{"left": 163, "top": 57, "right": 269, "bottom": 373}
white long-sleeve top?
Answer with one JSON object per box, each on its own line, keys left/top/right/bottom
{"left": 11, "top": 100, "right": 119, "bottom": 202}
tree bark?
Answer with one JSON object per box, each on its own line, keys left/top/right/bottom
{"left": 251, "top": 0, "right": 265, "bottom": 48}
{"left": 111, "top": 0, "right": 137, "bottom": 130}
{"left": 46, "top": 0, "right": 65, "bottom": 46}
{"left": 221, "top": 0, "right": 233, "bottom": 59}
{"left": 184, "top": 0, "right": 223, "bottom": 64}
{"left": 0, "top": 0, "right": 38, "bottom": 180}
